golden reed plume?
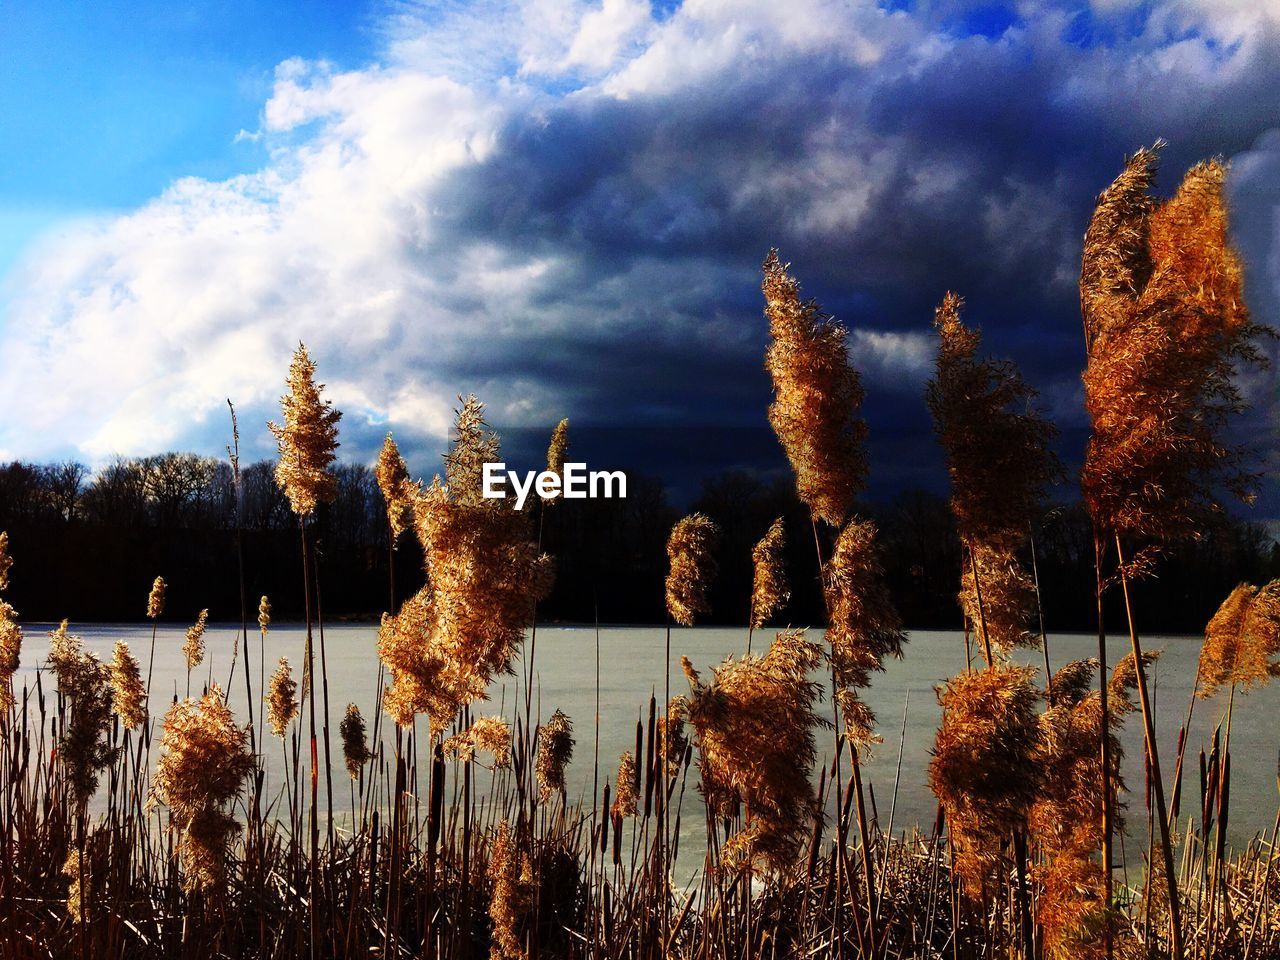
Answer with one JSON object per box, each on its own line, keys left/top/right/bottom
{"left": 340, "top": 703, "right": 372, "bottom": 779}
{"left": 658, "top": 696, "right": 688, "bottom": 776}
{"left": 1082, "top": 147, "right": 1265, "bottom": 544}
{"left": 445, "top": 714, "right": 513, "bottom": 769}
{"left": 183, "top": 609, "right": 209, "bottom": 672}
{"left": 928, "top": 664, "right": 1041, "bottom": 898}
{"left": 47, "top": 621, "right": 116, "bottom": 806}
{"left": 926, "top": 292, "right": 1054, "bottom": 657}
{"left": 0, "top": 600, "right": 21, "bottom": 713}
{"left": 257, "top": 595, "right": 271, "bottom": 633}
{"left": 110, "top": 640, "right": 147, "bottom": 730}
{"left": 151, "top": 684, "right": 254, "bottom": 893}
{"left": 749, "top": 517, "right": 789, "bottom": 630}
{"left": 488, "top": 820, "right": 533, "bottom": 960}
{"left": 146, "top": 576, "right": 166, "bottom": 620}
{"left": 266, "top": 657, "right": 298, "bottom": 738}
{"left": 682, "top": 629, "right": 824, "bottom": 874}
{"left": 824, "top": 518, "right": 905, "bottom": 689}
{"left": 536, "top": 708, "right": 574, "bottom": 799}
{"left": 762, "top": 251, "right": 867, "bottom": 526}
{"left": 1030, "top": 655, "right": 1149, "bottom": 958}
{"left": 268, "top": 342, "right": 342, "bottom": 518}
{"left": 0, "top": 531, "right": 11, "bottom": 592}
{"left": 379, "top": 396, "right": 554, "bottom": 737}
{"left": 611, "top": 752, "right": 638, "bottom": 818}
{"left": 1198, "top": 580, "right": 1280, "bottom": 698}
{"left": 375, "top": 433, "right": 414, "bottom": 541}
{"left": 543, "top": 418, "right": 570, "bottom": 503}
{"left": 666, "top": 513, "right": 719, "bottom": 626}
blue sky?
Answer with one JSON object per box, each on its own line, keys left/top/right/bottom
{"left": 0, "top": 0, "right": 1277, "bottom": 509}
{"left": 0, "top": 0, "right": 375, "bottom": 275}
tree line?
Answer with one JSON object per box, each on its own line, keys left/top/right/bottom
{"left": 0, "top": 453, "right": 1275, "bottom": 632}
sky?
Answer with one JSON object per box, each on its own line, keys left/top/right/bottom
{"left": 1, "top": 0, "right": 1279, "bottom": 508}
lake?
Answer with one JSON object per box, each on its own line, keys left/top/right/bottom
{"left": 12, "top": 621, "right": 1278, "bottom": 876}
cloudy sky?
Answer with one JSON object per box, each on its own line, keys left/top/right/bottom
{"left": 2, "top": 0, "right": 1279, "bottom": 503}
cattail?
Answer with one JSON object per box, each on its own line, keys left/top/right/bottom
{"left": 0, "top": 531, "right": 11, "bottom": 592}
{"left": 823, "top": 519, "right": 906, "bottom": 726}
{"left": 542, "top": 418, "right": 569, "bottom": 502}
{"left": 1198, "top": 581, "right": 1280, "bottom": 697}
{"left": 488, "top": 820, "right": 533, "bottom": 960}
{"left": 928, "top": 664, "right": 1041, "bottom": 898}
{"left": 110, "top": 640, "right": 147, "bottom": 730}
{"left": 267, "top": 342, "right": 342, "bottom": 518}
{"left": 183, "top": 609, "right": 209, "bottom": 672}
{"left": 611, "top": 752, "right": 638, "bottom": 818}
{"left": 762, "top": 251, "right": 867, "bottom": 526}
{"left": 375, "top": 433, "right": 414, "bottom": 540}
{"left": 535, "top": 708, "right": 574, "bottom": 799}
{"left": 445, "top": 714, "right": 513, "bottom": 769}
{"left": 380, "top": 397, "right": 553, "bottom": 737}
{"left": 257, "top": 595, "right": 271, "bottom": 633}
{"left": 682, "top": 629, "right": 824, "bottom": 874}
{"left": 146, "top": 576, "right": 166, "bottom": 620}
{"left": 151, "top": 684, "right": 254, "bottom": 893}
{"left": 749, "top": 518, "right": 789, "bottom": 630}
{"left": 665, "top": 513, "right": 719, "bottom": 626}
{"left": 266, "top": 657, "right": 298, "bottom": 737}
{"left": 0, "top": 599, "right": 22, "bottom": 712}
{"left": 340, "top": 703, "right": 372, "bottom": 779}
{"left": 1082, "top": 148, "right": 1265, "bottom": 544}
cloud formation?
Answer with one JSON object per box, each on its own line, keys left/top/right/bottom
{"left": 2, "top": 0, "right": 1278, "bottom": 501}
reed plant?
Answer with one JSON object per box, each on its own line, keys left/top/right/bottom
{"left": 1, "top": 154, "right": 1278, "bottom": 959}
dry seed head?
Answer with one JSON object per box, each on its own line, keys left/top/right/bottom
{"left": 666, "top": 513, "right": 719, "bottom": 626}
{"left": 658, "top": 697, "right": 689, "bottom": 776}
{"left": 266, "top": 657, "right": 298, "bottom": 737}
{"left": 183, "top": 609, "right": 208, "bottom": 671}
{"left": 445, "top": 714, "right": 513, "bottom": 768}
{"left": 340, "top": 703, "right": 372, "bottom": 779}
{"left": 0, "top": 599, "right": 22, "bottom": 712}
{"left": 146, "top": 576, "right": 166, "bottom": 620}
{"left": 683, "top": 629, "right": 824, "bottom": 875}
{"left": 375, "top": 433, "right": 414, "bottom": 540}
{"left": 110, "top": 640, "right": 147, "bottom": 729}
{"left": 611, "top": 752, "right": 638, "bottom": 818}
{"left": 928, "top": 663, "right": 1041, "bottom": 899}
{"left": 0, "top": 531, "right": 11, "bottom": 593}
{"left": 824, "top": 518, "right": 906, "bottom": 696}
{"left": 959, "top": 542, "right": 1039, "bottom": 656}
{"left": 926, "top": 292, "right": 1056, "bottom": 547}
{"left": 488, "top": 820, "right": 533, "bottom": 960}
{"left": 535, "top": 708, "right": 574, "bottom": 799}
{"left": 750, "top": 517, "right": 789, "bottom": 630}
{"left": 1197, "top": 580, "right": 1280, "bottom": 698}
{"left": 267, "top": 342, "right": 342, "bottom": 518}
{"left": 47, "top": 620, "right": 116, "bottom": 805}
{"left": 257, "top": 595, "right": 271, "bottom": 633}
{"left": 763, "top": 251, "right": 868, "bottom": 526}
{"left": 64, "top": 849, "right": 85, "bottom": 922}
{"left": 543, "top": 418, "right": 570, "bottom": 502}
{"left": 1082, "top": 149, "right": 1265, "bottom": 543}
{"left": 381, "top": 398, "right": 553, "bottom": 736}
{"left": 151, "top": 684, "right": 254, "bottom": 893}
